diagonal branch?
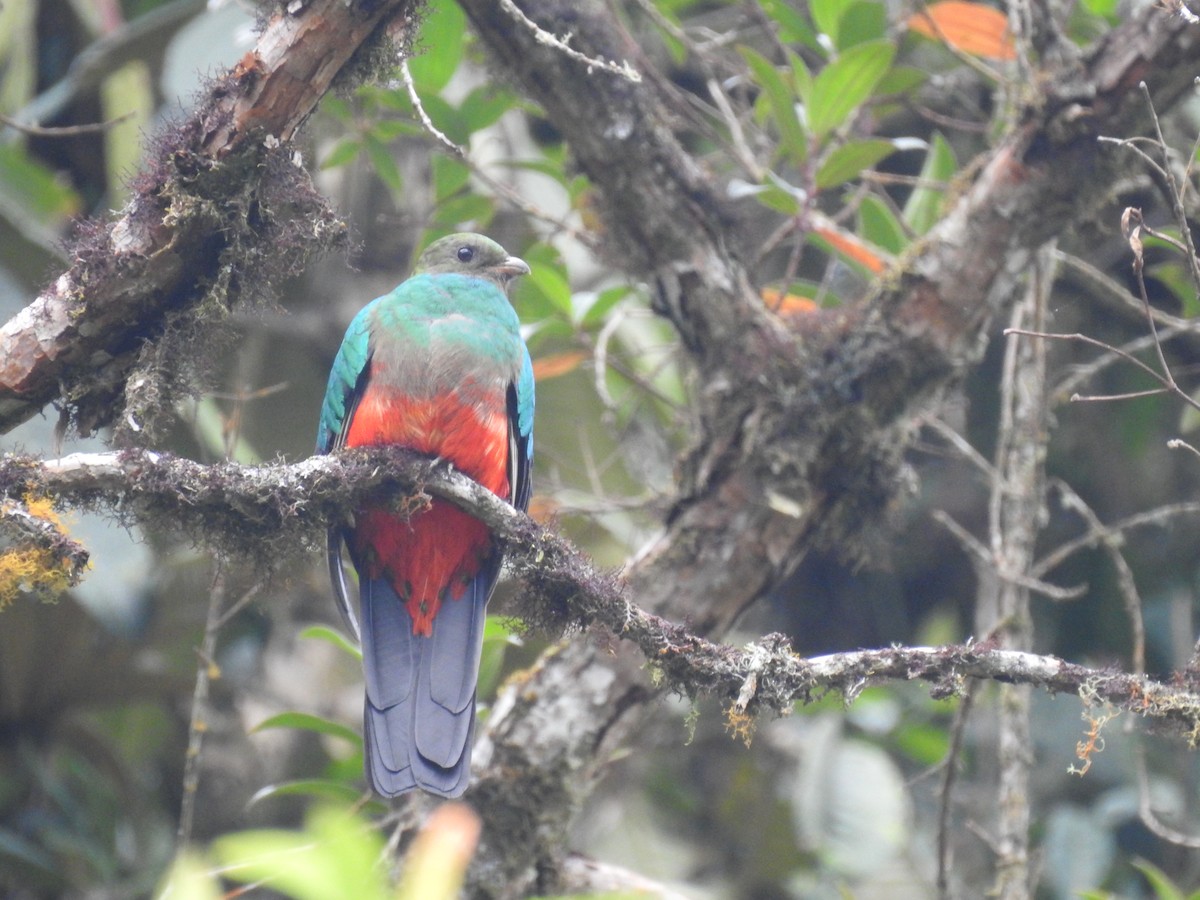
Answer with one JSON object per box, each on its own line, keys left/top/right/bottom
{"left": 0, "top": 0, "right": 421, "bottom": 436}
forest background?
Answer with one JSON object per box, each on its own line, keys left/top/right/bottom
{"left": 2, "top": 0, "right": 1200, "bottom": 898}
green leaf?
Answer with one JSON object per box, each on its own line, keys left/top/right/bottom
{"left": 815, "top": 138, "right": 896, "bottom": 190}
{"left": 299, "top": 625, "right": 362, "bottom": 660}
{"left": 808, "top": 40, "right": 895, "bottom": 140}
{"left": 759, "top": 0, "right": 820, "bottom": 50}
{"left": 893, "top": 723, "right": 950, "bottom": 764}
{"left": 459, "top": 85, "right": 516, "bottom": 135}
{"left": 521, "top": 243, "right": 574, "bottom": 318}
{"left": 362, "top": 135, "right": 403, "bottom": 194}
{"left": 791, "top": 53, "right": 813, "bottom": 109}
{"left": 432, "top": 155, "right": 471, "bottom": 202}
{"left": 810, "top": 0, "right": 856, "bottom": 45}
{"left": 581, "top": 285, "right": 632, "bottom": 328}
{"left": 214, "top": 806, "right": 387, "bottom": 900}
{"left": 1149, "top": 260, "right": 1200, "bottom": 317}
{"left": 321, "top": 96, "right": 352, "bottom": 121}
{"left": 320, "top": 138, "right": 361, "bottom": 171}
{"left": 1078, "top": 0, "right": 1119, "bottom": 21}
{"left": 858, "top": 194, "right": 908, "bottom": 254}
{"left": 365, "top": 84, "right": 411, "bottom": 113}
{"left": 1131, "top": 859, "right": 1186, "bottom": 900}
{"left": 838, "top": 1, "right": 888, "bottom": 48}
{"left": 251, "top": 712, "right": 362, "bottom": 747}
{"left": 499, "top": 157, "right": 569, "bottom": 186}
{"left": 0, "top": 144, "right": 81, "bottom": 227}
{"left": 371, "top": 118, "right": 415, "bottom": 141}
{"left": 407, "top": 0, "right": 466, "bottom": 94}
{"left": 902, "top": 131, "right": 956, "bottom": 235}
{"left": 740, "top": 47, "right": 807, "bottom": 164}
{"left": 248, "top": 779, "right": 364, "bottom": 806}
{"left": 875, "top": 65, "right": 928, "bottom": 98}
{"left": 432, "top": 192, "right": 494, "bottom": 230}
{"left": 155, "top": 851, "right": 223, "bottom": 900}
{"left": 755, "top": 171, "right": 806, "bottom": 215}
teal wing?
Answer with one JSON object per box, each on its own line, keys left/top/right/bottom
{"left": 317, "top": 303, "right": 375, "bottom": 641}
{"left": 508, "top": 346, "right": 535, "bottom": 511}
{"left": 317, "top": 303, "right": 373, "bottom": 455}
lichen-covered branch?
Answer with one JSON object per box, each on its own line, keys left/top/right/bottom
{"left": 4, "top": 448, "right": 1200, "bottom": 739}
{"left": 0, "top": 0, "right": 420, "bottom": 437}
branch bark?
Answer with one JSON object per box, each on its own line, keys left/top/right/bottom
{"left": 0, "top": 0, "right": 420, "bottom": 436}
{"left": 4, "top": 449, "right": 1199, "bottom": 733}
{"left": 3, "top": 0, "right": 1199, "bottom": 894}
{"left": 453, "top": 2, "right": 1200, "bottom": 894}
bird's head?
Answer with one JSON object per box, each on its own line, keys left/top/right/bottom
{"left": 415, "top": 233, "right": 531, "bottom": 294}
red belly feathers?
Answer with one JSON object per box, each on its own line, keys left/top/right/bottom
{"left": 344, "top": 381, "right": 509, "bottom": 636}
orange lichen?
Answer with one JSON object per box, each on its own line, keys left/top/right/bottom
{"left": 725, "top": 706, "right": 757, "bottom": 749}
{"left": 1069, "top": 706, "right": 1118, "bottom": 777}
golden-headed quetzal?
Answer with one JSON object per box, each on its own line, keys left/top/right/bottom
{"left": 317, "top": 233, "right": 534, "bottom": 798}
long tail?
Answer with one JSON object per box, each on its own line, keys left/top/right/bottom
{"left": 358, "top": 559, "right": 497, "bottom": 798}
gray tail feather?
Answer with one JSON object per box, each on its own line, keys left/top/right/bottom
{"left": 359, "top": 559, "right": 499, "bottom": 798}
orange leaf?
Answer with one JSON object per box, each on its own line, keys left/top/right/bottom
{"left": 531, "top": 350, "right": 587, "bottom": 381}
{"left": 762, "top": 288, "right": 819, "bottom": 316}
{"left": 908, "top": 1, "right": 1016, "bottom": 61}
{"left": 526, "top": 495, "right": 559, "bottom": 524}
{"left": 812, "top": 225, "right": 889, "bottom": 274}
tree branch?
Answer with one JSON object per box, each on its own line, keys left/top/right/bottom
{"left": 0, "top": 0, "right": 421, "bottom": 436}
{"left": 4, "top": 449, "right": 1199, "bottom": 740}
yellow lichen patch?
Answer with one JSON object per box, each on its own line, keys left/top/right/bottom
{"left": 23, "top": 492, "right": 64, "bottom": 529}
{"left": 0, "top": 493, "right": 87, "bottom": 607}
{"left": 0, "top": 545, "right": 75, "bottom": 608}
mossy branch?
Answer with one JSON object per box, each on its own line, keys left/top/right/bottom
{"left": 3, "top": 448, "right": 1200, "bottom": 735}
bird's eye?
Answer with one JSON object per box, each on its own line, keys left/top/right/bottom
{"left": 457, "top": 246, "right": 475, "bottom": 263}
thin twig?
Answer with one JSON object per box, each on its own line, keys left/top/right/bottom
{"left": 1138, "top": 82, "right": 1200, "bottom": 291}
{"left": 1167, "top": 437, "right": 1200, "bottom": 459}
{"left": 1135, "top": 734, "right": 1200, "bottom": 848}
{"left": 398, "top": 59, "right": 596, "bottom": 245}
{"left": 177, "top": 559, "right": 227, "bottom": 850}
{"left": 1006, "top": 328, "right": 1200, "bottom": 412}
{"left": 1050, "top": 480, "right": 1146, "bottom": 677}
{"left": 1031, "top": 499, "right": 1200, "bottom": 578}
{"left": 936, "top": 684, "right": 977, "bottom": 900}
{"left": 932, "top": 511, "right": 1083, "bottom": 601}
{"left": 923, "top": 415, "right": 1001, "bottom": 480}
{"left": 398, "top": 60, "right": 462, "bottom": 156}
{"left": 0, "top": 110, "right": 134, "bottom": 137}
{"left": 496, "top": 0, "right": 641, "bottom": 82}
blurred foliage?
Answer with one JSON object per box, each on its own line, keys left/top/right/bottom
{"left": 1, "top": 0, "right": 1200, "bottom": 897}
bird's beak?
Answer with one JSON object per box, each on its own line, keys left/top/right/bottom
{"left": 494, "top": 255, "right": 531, "bottom": 283}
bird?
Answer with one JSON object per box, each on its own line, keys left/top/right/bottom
{"left": 316, "top": 233, "right": 534, "bottom": 798}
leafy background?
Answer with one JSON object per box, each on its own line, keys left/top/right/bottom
{"left": 1, "top": 0, "right": 1200, "bottom": 897}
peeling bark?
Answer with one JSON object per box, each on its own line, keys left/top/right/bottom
{"left": 0, "top": 0, "right": 420, "bottom": 436}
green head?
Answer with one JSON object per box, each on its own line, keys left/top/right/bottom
{"left": 414, "top": 233, "right": 530, "bottom": 294}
